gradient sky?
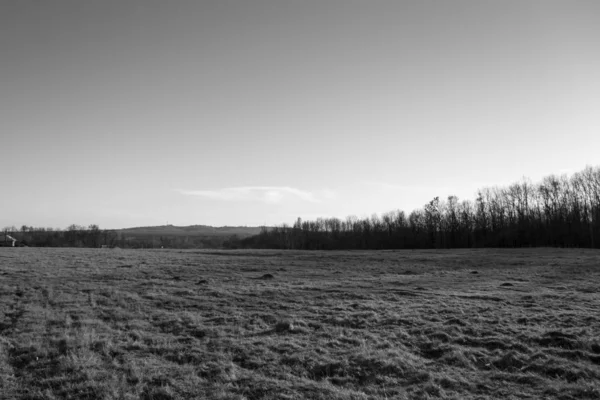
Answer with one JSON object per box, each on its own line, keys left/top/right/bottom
{"left": 2, "top": 1, "right": 599, "bottom": 229}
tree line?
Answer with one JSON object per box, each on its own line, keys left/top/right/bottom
{"left": 1, "top": 224, "right": 245, "bottom": 249}
{"left": 239, "top": 165, "right": 600, "bottom": 250}
{"left": 1, "top": 224, "right": 119, "bottom": 247}
{"left": 4, "top": 165, "right": 598, "bottom": 250}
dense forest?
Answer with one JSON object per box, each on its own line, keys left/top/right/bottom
{"left": 240, "top": 165, "right": 600, "bottom": 250}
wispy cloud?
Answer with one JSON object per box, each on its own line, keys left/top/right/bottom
{"left": 179, "top": 186, "right": 326, "bottom": 204}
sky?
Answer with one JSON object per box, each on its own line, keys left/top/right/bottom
{"left": 1, "top": 0, "right": 599, "bottom": 229}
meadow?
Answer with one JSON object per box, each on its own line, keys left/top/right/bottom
{"left": 0, "top": 247, "right": 599, "bottom": 399}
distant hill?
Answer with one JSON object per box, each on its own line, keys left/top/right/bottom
{"left": 116, "top": 224, "right": 262, "bottom": 238}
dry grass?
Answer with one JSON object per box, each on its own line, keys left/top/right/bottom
{"left": 0, "top": 247, "right": 599, "bottom": 399}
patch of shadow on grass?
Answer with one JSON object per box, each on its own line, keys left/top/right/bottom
{"left": 524, "top": 358, "right": 590, "bottom": 382}
{"left": 325, "top": 313, "right": 379, "bottom": 329}
{"left": 439, "top": 349, "right": 474, "bottom": 369}
{"left": 429, "top": 331, "right": 452, "bottom": 343}
{"left": 251, "top": 319, "right": 308, "bottom": 336}
{"left": 141, "top": 385, "right": 177, "bottom": 400}
{"left": 154, "top": 317, "right": 206, "bottom": 338}
{"left": 454, "top": 294, "right": 504, "bottom": 302}
{"left": 163, "top": 349, "right": 205, "bottom": 365}
{"left": 275, "top": 320, "right": 294, "bottom": 333}
{"left": 393, "top": 290, "right": 421, "bottom": 297}
{"left": 303, "top": 352, "right": 429, "bottom": 387}
{"left": 578, "top": 286, "right": 598, "bottom": 293}
{"left": 444, "top": 317, "right": 467, "bottom": 327}
{"left": 251, "top": 273, "right": 275, "bottom": 280}
{"left": 197, "top": 360, "right": 239, "bottom": 382}
{"left": 456, "top": 337, "right": 511, "bottom": 351}
{"left": 491, "top": 350, "right": 527, "bottom": 371}
{"left": 536, "top": 331, "right": 580, "bottom": 350}
{"left": 420, "top": 341, "right": 449, "bottom": 360}
{"left": 489, "top": 371, "right": 543, "bottom": 386}
{"left": 398, "top": 270, "right": 419, "bottom": 275}
{"left": 0, "top": 309, "right": 24, "bottom": 333}
{"left": 437, "top": 375, "right": 474, "bottom": 391}
{"left": 9, "top": 345, "right": 50, "bottom": 371}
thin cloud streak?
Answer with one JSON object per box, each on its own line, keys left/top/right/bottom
{"left": 179, "top": 186, "right": 324, "bottom": 204}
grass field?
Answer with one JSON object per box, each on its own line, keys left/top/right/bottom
{"left": 0, "top": 248, "right": 599, "bottom": 399}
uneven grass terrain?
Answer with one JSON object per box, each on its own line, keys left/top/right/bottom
{"left": 0, "top": 248, "right": 599, "bottom": 399}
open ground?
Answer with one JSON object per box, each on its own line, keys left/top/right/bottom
{"left": 0, "top": 248, "right": 599, "bottom": 399}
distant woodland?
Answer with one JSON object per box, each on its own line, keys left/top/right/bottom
{"left": 1, "top": 225, "right": 259, "bottom": 249}
{"left": 3, "top": 165, "right": 599, "bottom": 250}
{"left": 240, "top": 165, "right": 600, "bottom": 250}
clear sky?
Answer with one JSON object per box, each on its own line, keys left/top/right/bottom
{"left": 1, "top": 0, "right": 599, "bottom": 229}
